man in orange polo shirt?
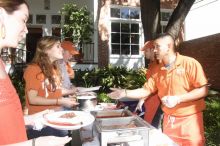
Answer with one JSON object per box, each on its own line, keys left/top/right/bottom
{"left": 60, "top": 41, "right": 79, "bottom": 90}
{"left": 108, "top": 33, "right": 208, "bottom": 146}
{"left": 135, "top": 41, "right": 162, "bottom": 128}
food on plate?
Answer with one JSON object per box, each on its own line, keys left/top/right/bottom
{"left": 46, "top": 120, "right": 83, "bottom": 126}
{"left": 59, "top": 112, "right": 76, "bottom": 119}
{"left": 44, "top": 111, "right": 82, "bottom": 126}
{"left": 42, "top": 111, "right": 95, "bottom": 130}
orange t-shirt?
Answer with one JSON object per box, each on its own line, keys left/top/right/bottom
{"left": 144, "top": 53, "right": 208, "bottom": 116}
{"left": 0, "top": 60, "right": 27, "bottom": 144}
{"left": 66, "top": 62, "right": 74, "bottom": 79}
{"left": 144, "top": 61, "right": 161, "bottom": 123}
{"left": 24, "top": 64, "right": 62, "bottom": 115}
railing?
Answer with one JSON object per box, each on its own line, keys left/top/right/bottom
{"left": 78, "top": 43, "right": 95, "bottom": 63}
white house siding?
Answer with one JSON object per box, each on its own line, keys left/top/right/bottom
{"left": 26, "top": 0, "right": 94, "bottom": 36}
{"left": 110, "top": 56, "right": 144, "bottom": 69}
{"left": 26, "top": 0, "right": 99, "bottom": 70}
{"left": 185, "top": 0, "right": 220, "bottom": 40}
{"left": 98, "top": 0, "right": 145, "bottom": 69}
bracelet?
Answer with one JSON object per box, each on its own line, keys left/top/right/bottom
{"left": 32, "top": 138, "right": 36, "bottom": 146}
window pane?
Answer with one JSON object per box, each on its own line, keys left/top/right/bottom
{"left": 130, "top": 9, "right": 139, "bottom": 19}
{"left": 112, "top": 44, "right": 120, "bottom": 54}
{"left": 121, "top": 23, "right": 129, "bottom": 33}
{"left": 121, "top": 34, "right": 130, "bottom": 43}
{"left": 51, "top": 15, "right": 61, "bottom": 24}
{"left": 121, "top": 45, "right": 130, "bottom": 55}
{"left": 131, "top": 24, "right": 139, "bottom": 33}
{"left": 111, "top": 23, "right": 120, "bottom": 32}
{"left": 121, "top": 8, "right": 129, "bottom": 19}
{"left": 111, "top": 33, "right": 120, "bottom": 43}
{"left": 131, "top": 34, "right": 139, "bottom": 44}
{"left": 161, "top": 12, "right": 171, "bottom": 21}
{"left": 131, "top": 45, "right": 139, "bottom": 55}
{"left": 36, "top": 15, "right": 46, "bottom": 24}
{"left": 111, "top": 8, "right": 120, "bottom": 18}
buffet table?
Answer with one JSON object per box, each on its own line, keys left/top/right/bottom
{"left": 80, "top": 123, "right": 178, "bottom": 146}
{"left": 80, "top": 110, "right": 178, "bottom": 146}
{"left": 41, "top": 104, "right": 177, "bottom": 146}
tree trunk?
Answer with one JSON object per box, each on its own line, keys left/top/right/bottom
{"left": 165, "top": 0, "right": 195, "bottom": 39}
{"left": 140, "top": 0, "right": 161, "bottom": 41}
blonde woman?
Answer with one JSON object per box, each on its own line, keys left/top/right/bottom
{"left": 23, "top": 36, "right": 78, "bottom": 138}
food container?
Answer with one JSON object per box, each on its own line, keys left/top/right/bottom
{"left": 95, "top": 116, "right": 152, "bottom": 146}
{"left": 77, "top": 92, "right": 97, "bottom": 110}
{"left": 91, "top": 109, "right": 133, "bottom": 118}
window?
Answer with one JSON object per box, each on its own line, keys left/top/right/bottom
{"left": 36, "top": 15, "right": 46, "bottom": 24}
{"left": 160, "top": 9, "right": 173, "bottom": 32}
{"left": 51, "top": 15, "right": 61, "bottom": 24}
{"left": 110, "top": 7, "right": 141, "bottom": 55}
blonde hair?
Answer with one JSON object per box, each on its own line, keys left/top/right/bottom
{"left": 31, "top": 36, "right": 61, "bottom": 91}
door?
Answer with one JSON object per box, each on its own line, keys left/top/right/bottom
{"left": 26, "top": 28, "right": 42, "bottom": 63}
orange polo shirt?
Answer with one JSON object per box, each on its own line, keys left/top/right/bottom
{"left": 66, "top": 62, "right": 74, "bottom": 79}
{"left": 144, "top": 53, "right": 208, "bottom": 116}
{"left": 144, "top": 61, "right": 160, "bottom": 123}
{"left": 24, "top": 64, "right": 62, "bottom": 115}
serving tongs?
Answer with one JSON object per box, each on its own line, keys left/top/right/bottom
{"left": 120, "top": 106, "right": 129, "bottom": 117}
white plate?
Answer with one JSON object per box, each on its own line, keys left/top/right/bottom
{"left": 98, "top": 103, "right": 117, "bottom": 110}
{"left": 77, "top": 95, "right": 96, "bottom": 100}
{"left": 42, "top": 111, "right": 95, "bottom": 130}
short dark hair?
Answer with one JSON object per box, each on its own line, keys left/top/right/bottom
{"left": 154, "top": 32, "right": 175, "bottom": 41}
{"left": 154, "top": 33, "right": 177, "bottom": 51}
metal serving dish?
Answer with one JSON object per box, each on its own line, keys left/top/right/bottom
{"left": 95, "top": 116, "right": 152, "bottom": 146}
{"left": 91, "top": 109, "right": 133, "bottom": 119}
{"left": 76, "top": 92, "right": 97, "bottom": 110}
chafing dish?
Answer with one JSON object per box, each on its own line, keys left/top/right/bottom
{"left": 95, "top": 116, "right": 152, "bottom": 146}
{"left": 91, "top": 109, "right": 133, "bottom": 119}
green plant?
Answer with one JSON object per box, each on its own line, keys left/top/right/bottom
{"left": 72, "top": 66, "right": 146, "bottom": 103}
{"left": 97, "top": 93, "right": 114, "bottom": 103}
{"left": 59, "top": 3, "right": 94, "bottom": 45}
{"left": 204, "top": 90, "right": 220, "bottom": 146}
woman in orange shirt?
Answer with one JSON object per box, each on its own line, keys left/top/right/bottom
{"left": 24, "top": 36, "right": 78, "bottom": 115}
{"left": 0, "top": 0, "right": 71, "bottom": 145}
{"left": 24, "top": 36, "right": 78, "bottom": 138}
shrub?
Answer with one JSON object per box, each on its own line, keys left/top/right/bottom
{"left": 204, "top": 90, "right": 220, "bottom": 146}
{"left": 72, "top": 66, "right": 146, "bottom": 102}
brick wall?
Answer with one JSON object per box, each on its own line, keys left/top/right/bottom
{"left": 179, "top": 33, "right": 220, "bottom": 90}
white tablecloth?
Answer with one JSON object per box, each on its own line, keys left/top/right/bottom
{"left": 80, "top": 123, "right": 178, "bottom": 146}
